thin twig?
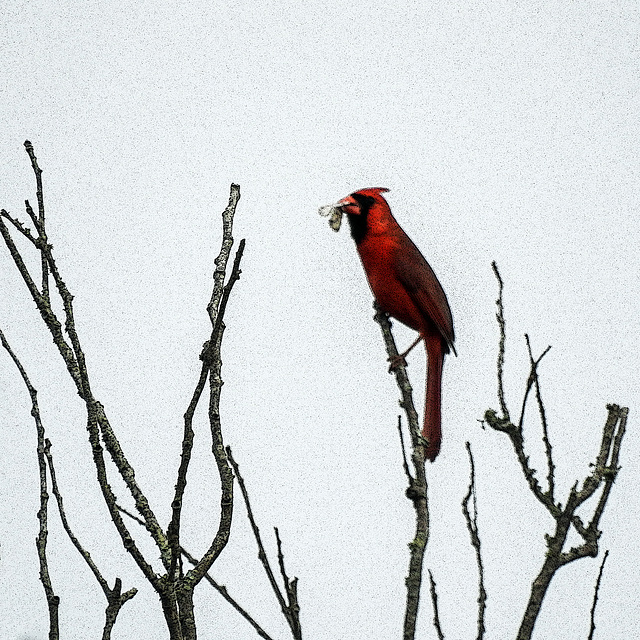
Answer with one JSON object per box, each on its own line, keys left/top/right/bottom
{"left": 587, "top": 406, "right": 627, "bottom": 530}
{"left": 275, "top": 528, "right": 302, "bottom": 640}
{"left": 428, "top": 571, "right": 445, "bottom": 640}
{"left": 525, "top": 335, "right": 555, "bottom": 499}
{"left": 0, "top": 209, "right": 40, "bottom": 245}
{"left": 182, "top": 546, "right": 277, "bottom": 640}
{"left": 484, "top": 409, "right": 555, "bottom": 513}
{"left": 24, "top": 141, "right": 45, "bottom": 222}
{"left": 484, "top": 268, "right": 556, "bottom": 514}
{"left": 226, "top": 446, "right": 302, "bottom": 638}
{"left": 517, "top": 340, "right": 552, "bottom": 432}
{"left": 491, "top": 261, "right": 509, "bottom": 421}
{"left": 588, "top": 550, "right": 609, "bottom": 640}
{"left": 23, "top": 141, "right": 49, "bottom": 298}
{"left": 462, "top": 442, "right": 486, "bottom": 640}
{"left": 168, "top": 361, "right": 210, "bottom": 579}
{"left": 207, "top": 185, "right": 241, "bottom": 327}
{"left": 0, "top": 210, "right": 82, "bottom": 388}
{"left": 397, "top": 416, "right": 412, "bottom": 482}
{"left": 45, "top": 440, "right": 137, "bottom": 640}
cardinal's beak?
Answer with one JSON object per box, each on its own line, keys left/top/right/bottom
{"left": 335, "top": 196, "right": 360, "bottom": 215}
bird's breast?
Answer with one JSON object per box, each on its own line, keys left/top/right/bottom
{"left": 357, "top": 235, "right": 424, "bottom": 332}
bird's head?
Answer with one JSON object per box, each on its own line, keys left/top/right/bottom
{"left": 336, "top": 187, "right": 390, "bottom": 217}
{"left": 336, "top": 188, "right": 392, "bottom": 243}
{"left": 319, "top": 188, "right": 392, "bottom": 239}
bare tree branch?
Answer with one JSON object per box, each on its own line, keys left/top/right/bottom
{"left": 184, "top": 233, "right": 245, "bottom": 587}
{"left": 0, "top": 328, "right": 59, "bottom": 639}
{"left": 524, "top": 335, "right": 555, "bottom": 500}
{"left": 168, "top": 362, "right": 210, "bottom": 580}
{"left": 161, "top": 185, "right": 243, "bottom": 638}
{"left": 484, "top": 263, "right": 628, "bottom": 640}
{"left": 462, "top": 442, "right": 486, "bottom": 640}
{"left": 207, "top": 185, "right": 241, "bottom": 327}
{"left": 373, "top": 303, "right": 429, "bottom": 640}
{"left": 119, "top": 504, "right": 277, "bottom": 640}
{"left": 484, "top": 267, "right": 557, "bottom": 514}
{"left": 167, "top": 184, "right": 245, "bottom": 586}
{"left": 0, "top": 208, "right": 40, "bottom": 245}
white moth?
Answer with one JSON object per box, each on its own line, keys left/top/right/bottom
{"left": 318, "top": 204, "right": 343, "bottom": 232}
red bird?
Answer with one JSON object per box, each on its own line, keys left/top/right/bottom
{"left": 335, "top": 188, "right": 455, "bottom": 462}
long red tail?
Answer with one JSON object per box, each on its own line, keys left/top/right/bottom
{"left": 423, "top": 335, "right": 445, "bottom": 462}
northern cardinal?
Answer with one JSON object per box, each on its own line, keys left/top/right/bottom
{"left": 328, "top": 188, "right": 455, "bottom": 462}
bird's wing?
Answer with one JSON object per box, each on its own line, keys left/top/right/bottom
{"left": 394, "top": 237, "right": 456, "bottom": 354}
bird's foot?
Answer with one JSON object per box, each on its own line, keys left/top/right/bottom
{"left": 388, "top": 353, "right": 408, "bottom": 372}
{"left": 388, "top": 335, "right": 423, "bottom": 372}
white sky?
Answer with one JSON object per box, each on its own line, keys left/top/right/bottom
{"left": 1, "top": 1, "right": 639, "bottom": 638}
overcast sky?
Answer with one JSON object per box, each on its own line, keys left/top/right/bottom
{"left": 1, "top": 1, "right": 639, "bottom": 638}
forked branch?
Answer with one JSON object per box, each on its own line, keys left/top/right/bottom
{"left": 484, "top": 262, "right": 628, "bottom": 640}
{"left": 1, "top": 144, "right": 246, "bottom": 640}
{"left": 227, "top": 446, "right": 302, "bottom": 640}
{"left": 0, "top": 144, "right": 169, "bottom": 585}
{"left": 168, "top": 186, "right": 242, "bottom": 586}
{"left": 0, "top": 328, "right": 59, "bottom": 638}
{"left": 0, "top": 329, "right": 137, "bottom": 640}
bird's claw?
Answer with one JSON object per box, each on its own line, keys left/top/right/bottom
{"left": 417, "top": 433, "right": 430, "bottom": 449}
{"left": 388, "top": 353, "right": 408, "bottom": 372}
